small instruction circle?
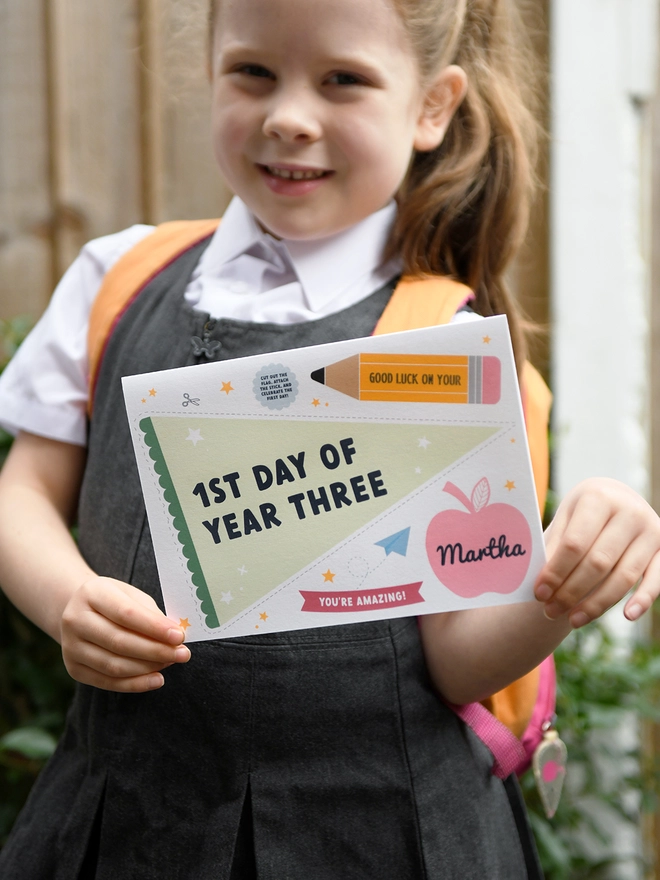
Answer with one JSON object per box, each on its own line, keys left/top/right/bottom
{"left": 253, "top": 364, "right": 299, "bottom": 410}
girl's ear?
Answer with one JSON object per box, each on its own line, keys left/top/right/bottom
{"left": 414, "top": 65, "right": 468, "bottom": 153}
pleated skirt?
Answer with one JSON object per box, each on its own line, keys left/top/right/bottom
{"left": 0, "top": 618, "right": 538, "bottom": 879}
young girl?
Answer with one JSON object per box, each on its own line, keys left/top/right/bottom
{"left": 1, "top": 0, "right": 659, "bottom": 877}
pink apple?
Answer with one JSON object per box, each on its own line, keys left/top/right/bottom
{"left": 425, "top": 479, "right": 532, "bottom": 598}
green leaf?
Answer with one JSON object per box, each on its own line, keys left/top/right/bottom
{"left": 0, "top": 727, "right": 57, "bottom": 760}
{"left": 523, "top": 619, "right": 660, "bottom": 878}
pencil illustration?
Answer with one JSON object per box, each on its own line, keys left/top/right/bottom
{"left": 311, "top": 353, "right": 501, "bottom": 403}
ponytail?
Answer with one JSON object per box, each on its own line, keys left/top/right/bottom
{"left": 389, "top": 0, "right": 540, "bottom": 369}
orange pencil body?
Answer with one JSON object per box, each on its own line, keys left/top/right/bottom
{"left": 311, "top": 353, "right": 501, "bottom": 404}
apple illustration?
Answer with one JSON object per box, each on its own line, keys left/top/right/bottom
{"left": 425, "top": 478, "right": 532, "bottom": 598}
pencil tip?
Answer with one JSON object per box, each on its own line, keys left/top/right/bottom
{"left": 311, "top": 368, "right": 325, "bottom": 385}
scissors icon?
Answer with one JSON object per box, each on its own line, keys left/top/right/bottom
{"left": 182, "top": 393, "right": 200, "bottom": 407}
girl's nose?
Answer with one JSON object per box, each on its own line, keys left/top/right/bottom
{"left": 262, "top": 91, "right": 322, "bottom": 143}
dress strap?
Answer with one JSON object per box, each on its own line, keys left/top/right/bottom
{"left": 87, "top": 219, "right": 220, "bottom": 414}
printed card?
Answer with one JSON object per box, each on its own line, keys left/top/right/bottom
{"left": 122, "top": 316, "right": 546, "bottom": 641}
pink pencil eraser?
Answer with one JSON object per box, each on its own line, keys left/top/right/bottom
{"left": 482, "top": 356, "right": 501, "bottom": 404}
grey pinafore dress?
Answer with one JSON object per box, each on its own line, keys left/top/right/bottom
{"left": 0, "top": 238, "right": 542, "bottom": 879}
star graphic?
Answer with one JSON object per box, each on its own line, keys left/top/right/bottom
{"left": 510, "top": 438, "right": 516, "bottom": 444}
{"left": 414, "top": 467, "right": 422, "bottom": 474}
{"left": 238, "top": 565, "right": 248, "bottom": 575}
{"left": 325, "top": 402, "right": 329, "bottom": 407}
{"left": 505, "top": 480, "right": 516, "bottom": 491}
{"left": 312, "top": 398, "right": 321, "bottom": 407}
{"left": 259, "top": 612, "right": 268, "bottom": 621}
{"left": 322, "top": 569, "right": 336, "bottom": 583}
{"left": 141, "top": 398, "right": 146, "bottom": 404}
{"left": 179, "top": 618, "right": 191, "bottom": 631}
{"left": 186, "top": 428, "right": 203, "bottom": 446}
{"left": 149, "top": 388, "right": 157, "bottom": 397}
{"left": 221, "top": 381, "right": 234, "bottom": 395}
{"left": 220, "top": 591, "right": 234, "bottom": 604}
{"left": 483, "top": 336, "right": 491, "bottom": 344}
{"left": 418, "top": 437, "right": 431, "bottom": 449}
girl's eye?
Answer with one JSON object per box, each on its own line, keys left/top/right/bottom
{"left": 237, "top": 64, "right": 274, "bottom": 80}
{"left": 326, "top": 72, "right": 364, "bottom": 86}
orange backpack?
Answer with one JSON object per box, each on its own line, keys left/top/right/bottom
{"left": 87, "top": 219, "right": 553, "bottom": 775}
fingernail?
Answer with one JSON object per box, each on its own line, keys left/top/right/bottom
{"left": 543, "top": 602, "right": 561, "bottom": 621}
{"left": 166, "top": 628, "right": 184, "bottom": 645}
{"left": 626, "top": 603, "right": 643, "bottom": 621}
{"left": 570, "top": 611, "right": 590, "bottom": 629}
{"left": 535, "top": 584, "right": 553, "bottom": 602}
{"left": 148, "top": 673, "right": 164, "bottom": 689}
{"left": 175, "top": 645, "right": 191, "bottom": 662}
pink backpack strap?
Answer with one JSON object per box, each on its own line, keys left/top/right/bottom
{"left": 520, "top": 655, "right": 557, "bottom": 761}
{"left": 450, "top": 655, "right": 557, "bottom": 778}
{"left": 450, "top": 701, "right": 528, "bottom": 779}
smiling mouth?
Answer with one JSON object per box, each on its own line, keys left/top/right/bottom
{"left": 260, "top": 165, "right": 331, "bottom": 181}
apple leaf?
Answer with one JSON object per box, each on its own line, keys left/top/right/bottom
{"left": 471, "top": 478, "right": 490, "bottom": 512}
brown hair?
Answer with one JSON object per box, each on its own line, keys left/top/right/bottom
{"left": 388, "top": 0, "right": 540, "bottom": 368}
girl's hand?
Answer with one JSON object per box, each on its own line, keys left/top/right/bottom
{"left": 60, "top": 576, "right": 190, "bottom": 692}
{"left": 0, "top": 432, "right": 189, "bottom": 692}
{"left": 535, "top": 478, "right": 660, "bottom": 628}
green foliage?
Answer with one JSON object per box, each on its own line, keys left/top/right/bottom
{"left": 0, "top": 598, "right": 75, "bottom": 845}
{"left": 0, "top": 316, "right": 76, "bottom": 846}
{"left": 0, "top": 727, "right": 59, "bottom": 761}
{"left": 523, "top": 620, "right": 660, "bottom": 878}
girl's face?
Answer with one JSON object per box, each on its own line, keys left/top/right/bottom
{"left": 210, "top": 0, "right": 465, "bottom": 240}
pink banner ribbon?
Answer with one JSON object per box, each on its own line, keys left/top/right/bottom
{"left": 300, "top": 582, "right": 424, "bottom": 613}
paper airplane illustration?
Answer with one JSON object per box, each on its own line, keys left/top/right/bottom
{"left": 375, "top": 528, "right": 411, "bottom": 557}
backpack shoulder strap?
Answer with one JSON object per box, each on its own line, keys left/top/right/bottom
{"left": 87, "top": 219, "right": 220, "bottom": 414}
{"left": 373, "top": 274, "right": 474, "bottom": 336}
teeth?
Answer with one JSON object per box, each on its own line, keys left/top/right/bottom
{"left": 267, "top": 166, "right": 326, "bottom": 180}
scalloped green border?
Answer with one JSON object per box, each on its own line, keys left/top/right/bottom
{"left": 139, "top": 417, "right": 219, "bottom": 628}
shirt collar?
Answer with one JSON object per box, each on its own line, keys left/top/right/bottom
{"left": 201, "top": 197, "right": 399, "bottom": 313}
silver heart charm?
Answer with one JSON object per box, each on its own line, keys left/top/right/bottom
{"left": 532, "top": 728, "right": 567, "bottom": 819}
